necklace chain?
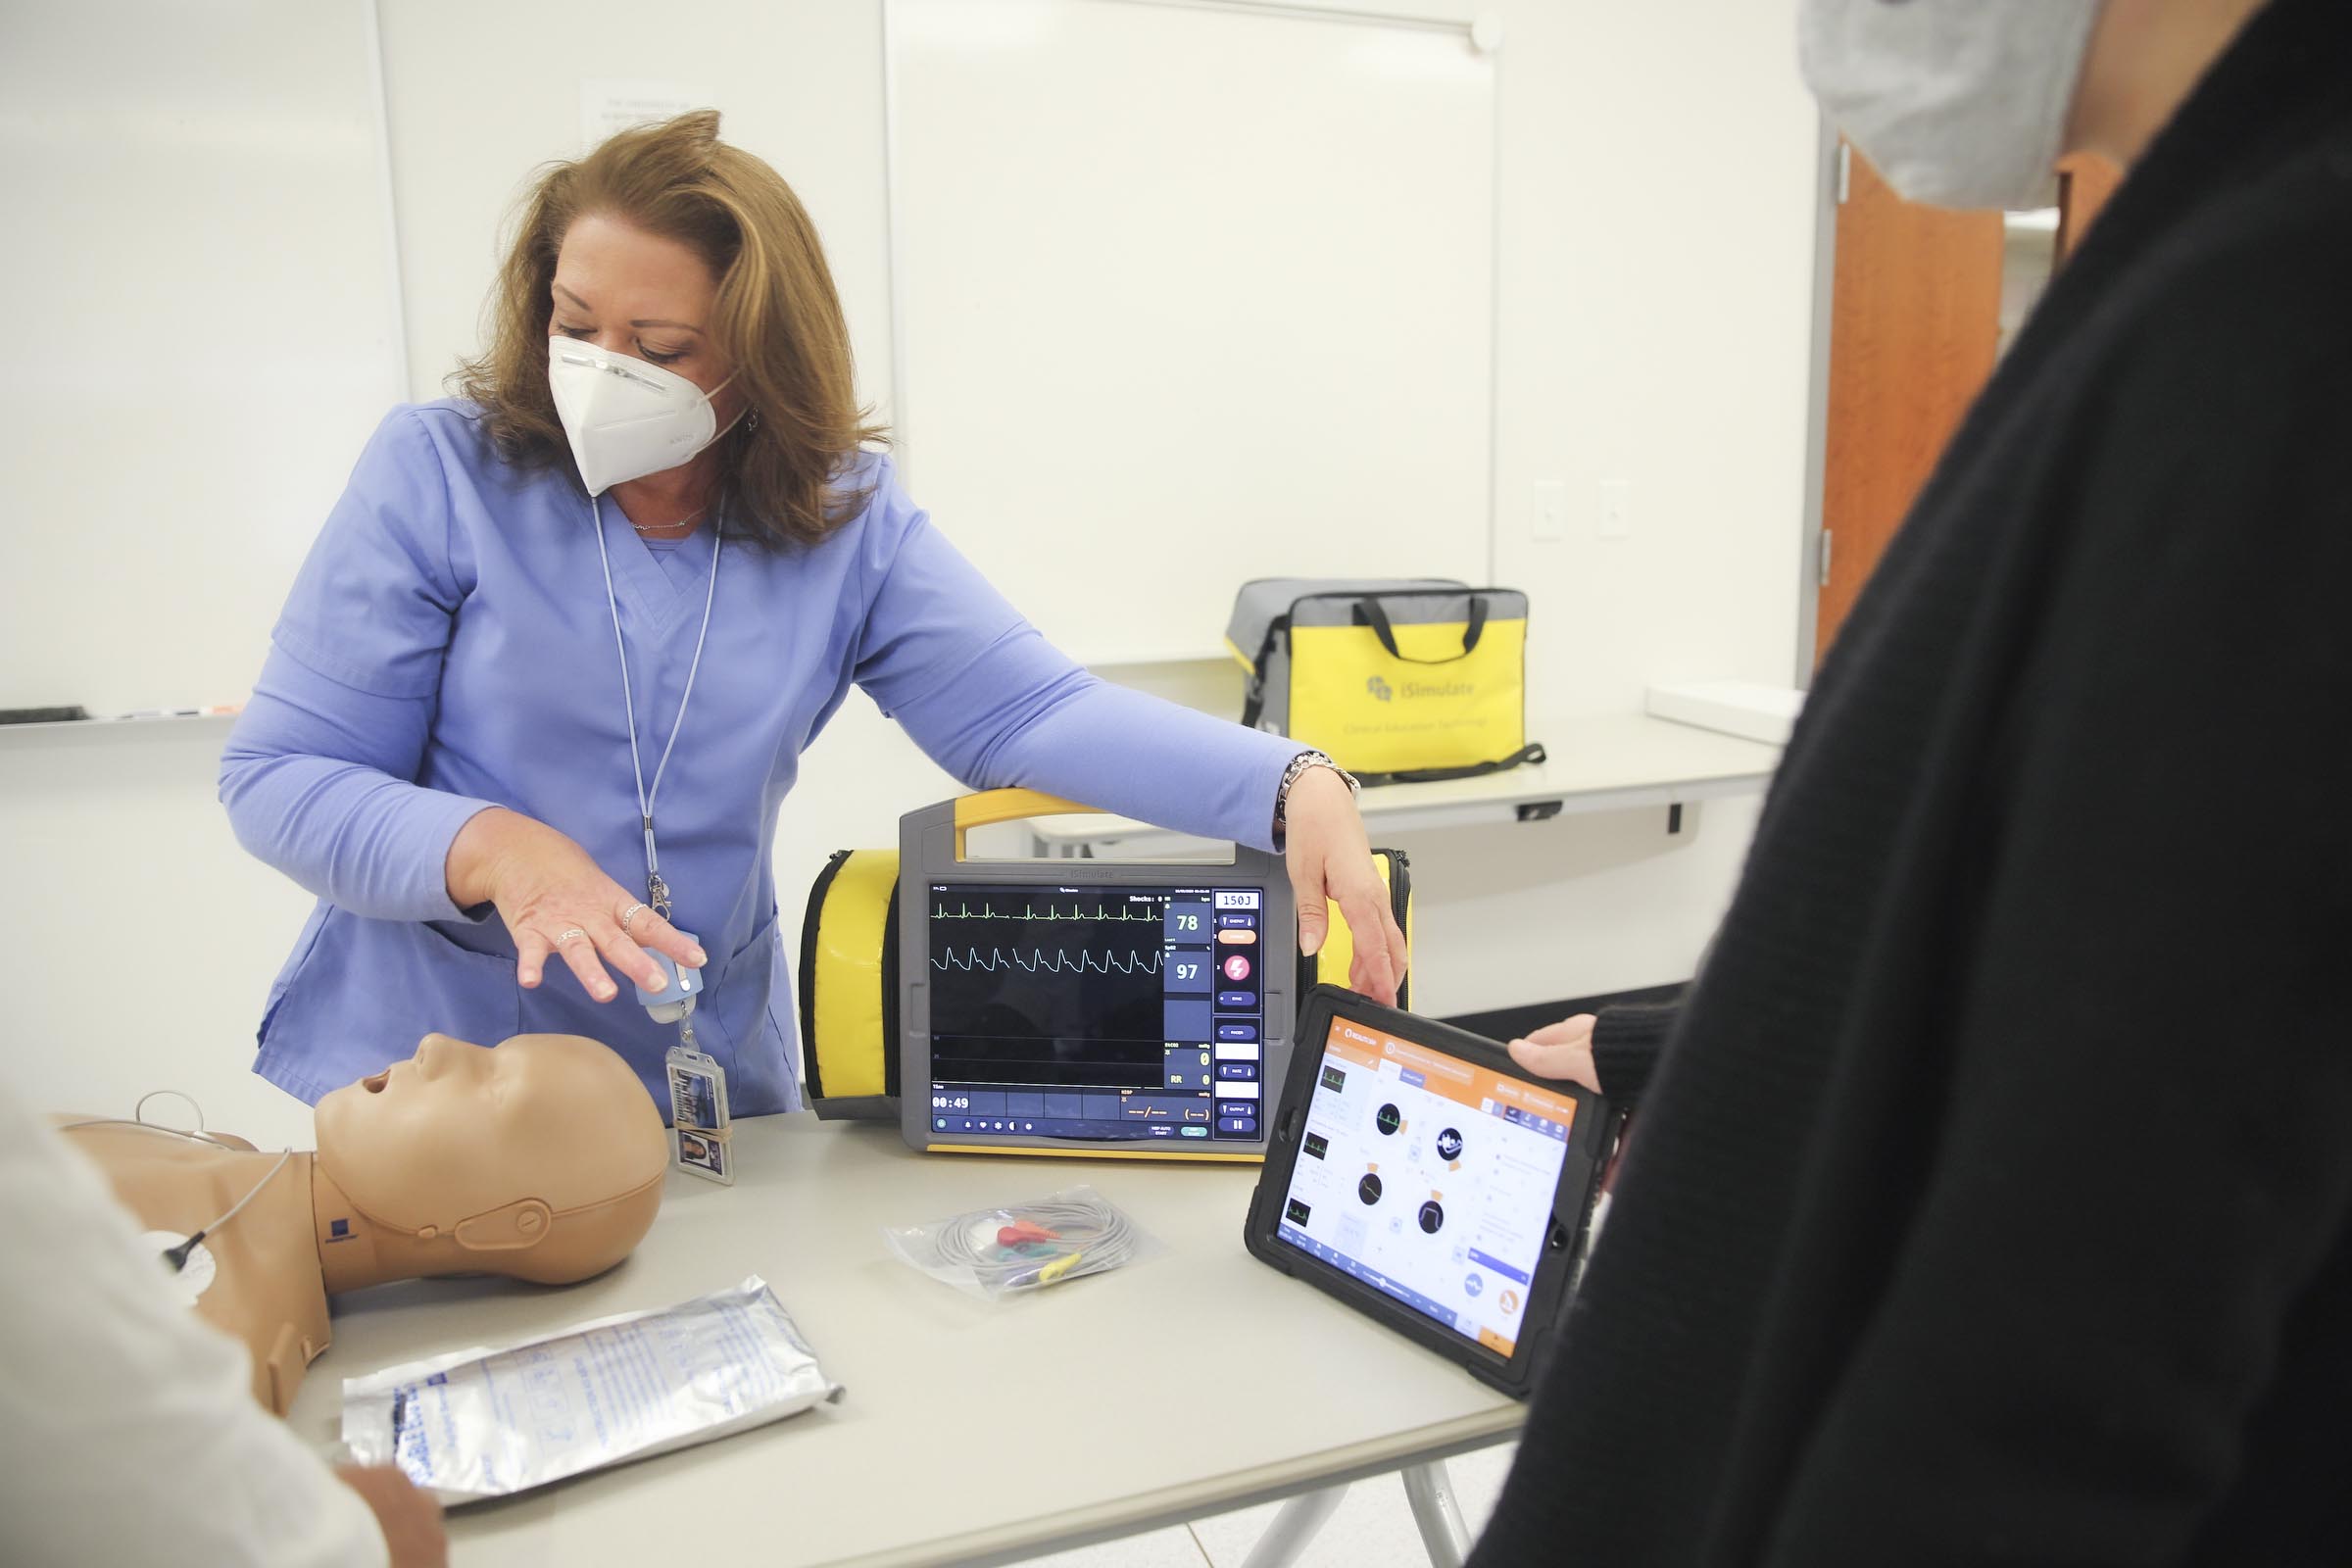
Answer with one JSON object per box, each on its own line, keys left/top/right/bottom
{"left": 631, "top": 503, "right": 706, "bottom": 536}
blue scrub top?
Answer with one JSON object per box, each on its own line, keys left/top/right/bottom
{"left": 221, "top": 402, "right": 1298, "bottom": 1115}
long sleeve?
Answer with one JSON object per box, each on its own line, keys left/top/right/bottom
{"left": 0, "top": 1085, "right": 388, "bottom": 1568}
{"left": 853, "top": 476, "right": 1300, "bottom": 851}
{"left": 1591, "top": 1003, "right": 1678, "bottom": 1102}
{"left": 1752, "top": 273, "right": 2352, "bottom": 1565}
{"left": 219, "top": 409, "right": 499, "bottom": 922}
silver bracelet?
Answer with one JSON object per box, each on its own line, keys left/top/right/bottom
{"left": 1273, "top": 749, "right": 1360, "bottom": 841}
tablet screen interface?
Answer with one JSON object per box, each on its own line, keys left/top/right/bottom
{"left": 1274, "top": 1012, "right": 1578, "bottom": 1356}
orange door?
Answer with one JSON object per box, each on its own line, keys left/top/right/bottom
{"left": 2056, "top": 152, "right": 2124, "bottom": 263}
{"left": 1816, "top": 142, "right": 2005, "bottom": 662}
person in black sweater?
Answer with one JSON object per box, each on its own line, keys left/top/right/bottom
{"left": 1474, "top": 1, "right": 2351, "bottom": 1563}
{"left": 1507, "top": 1002, "right": 1676, "bottom": 1099}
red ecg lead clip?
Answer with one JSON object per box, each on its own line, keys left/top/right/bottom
{"left": 998, "top": 1220, "right": 1062, "bottom": 1248}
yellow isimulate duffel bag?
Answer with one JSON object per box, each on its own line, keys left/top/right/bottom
{"left": 1227, "top": 578, "right": 1546, "bottom": 785}
{"left": 799, "top": 789, "right": 1412, "bottom": 1132}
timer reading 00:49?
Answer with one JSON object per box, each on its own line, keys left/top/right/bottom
{"left": 932, "top": 1095, "right": 971, "bottom": 1111}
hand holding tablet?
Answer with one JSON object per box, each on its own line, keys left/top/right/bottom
{"left": 1245, "top": 987, "right": 1623, "bottom": 1397}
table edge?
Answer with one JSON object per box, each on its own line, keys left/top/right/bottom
{"left": 819, "top": 1404, "right": 1527, "bottom": 1568}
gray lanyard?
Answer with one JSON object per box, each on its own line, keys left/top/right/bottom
{"left": 589, "top": 496, "right": 721, "bottom": 921}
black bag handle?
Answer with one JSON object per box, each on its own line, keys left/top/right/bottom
{"left": 1239, "top": 620, "right": 1285, "bottom": 730}
{"left": 1352, "top": 742, "right": 1547, "bottom": 788}
{"left": 1352, "top": 595, "right": 1488, "bottom": 664}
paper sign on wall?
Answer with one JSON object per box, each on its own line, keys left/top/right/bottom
{"left": 580, "top": 80, "right": 710, "bottom": 151}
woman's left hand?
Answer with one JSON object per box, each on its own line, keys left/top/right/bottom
{"left": 1282, "top": 766, "right": 1409, "bottom": 1005}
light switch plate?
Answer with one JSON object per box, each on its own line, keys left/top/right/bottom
{"left": 1533, "top": 480, "right": 1567, "bottom": 542}
{"left": 1598, "top": 479, "right": 1633, "bottom": 539}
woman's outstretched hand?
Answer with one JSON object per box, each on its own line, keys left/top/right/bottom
{"left": 445, "top": 808, "right": 705, "bottom": 1002}
{"left": 1281, "top": 767, "right": 1409, "bottom": 1005}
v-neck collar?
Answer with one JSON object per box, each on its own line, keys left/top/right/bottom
{"left": 596, "top": 497, "right": 716, "bottom": 642}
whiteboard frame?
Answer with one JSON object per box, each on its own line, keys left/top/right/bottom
{"left": 362, "top": 0, "right": 413, "bottom": 404}
{"left": 878, "top": 0, "right": 1506, "bottom": 656}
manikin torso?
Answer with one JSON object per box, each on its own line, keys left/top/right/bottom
{"left": 62, "top": 1032, "right": 670, "bottom": 1417}
{"left": 67, "top": 1130, "right": 335, "bottom": 1415}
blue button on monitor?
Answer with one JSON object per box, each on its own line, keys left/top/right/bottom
{"left": 1217, "top": 1024, "right": 1257, "bottom": 1042}
{"left": 1217, "top": 1062, "right": 1258, "bottom": 1080}
{"left": 1216, "top": 990, "right": 1256, "bottom": 1008}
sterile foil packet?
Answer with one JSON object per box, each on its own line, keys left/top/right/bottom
{"left": 341, "top": 1275, "right": 843, "bottom": 1504}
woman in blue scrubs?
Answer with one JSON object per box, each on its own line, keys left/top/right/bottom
{"left": 220, "top": 112, "right": 1404, "bottom": 1116}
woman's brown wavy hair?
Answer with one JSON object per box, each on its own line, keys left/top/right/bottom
{"left": 455, "top": 110, "right": 885, "bottom": 549}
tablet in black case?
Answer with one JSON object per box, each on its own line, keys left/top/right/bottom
{"left": 1244, "top": 986, "right": 1618, "bottom": 1398}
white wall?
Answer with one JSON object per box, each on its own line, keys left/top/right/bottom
{"left": 1432, "top": 0, "right": 1820, "bottom": 1009}
{"left": 0, "top": 0, "right": 1820, "bottom": 1134}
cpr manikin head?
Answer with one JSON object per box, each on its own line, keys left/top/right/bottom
{"left": 315, "top": 1032, "right": 667, "bottom": 1285}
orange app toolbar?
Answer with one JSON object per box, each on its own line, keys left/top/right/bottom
{"left": 1322, "top": 1015, "right": 1581, "bottom": 1135}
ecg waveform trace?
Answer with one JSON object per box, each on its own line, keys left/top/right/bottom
{"left": 932, "top": 899, "right": 1160, "bottom": 923}
{"left": 927, "top": 884, "right": 1179, "bottom": 1066}
{"left": 933, "top": 947, "right": 1165, "bottom": 976}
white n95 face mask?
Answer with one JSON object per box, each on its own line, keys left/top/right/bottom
{"left": 1799, "top": 0, "right": 2103, "bottom": 211}
{"left": 547, "top": 337, "right": 740, "bottom": 496}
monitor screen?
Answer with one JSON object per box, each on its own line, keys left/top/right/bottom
{"left": 926, "top": 881, "right": 1268, "bottom": 1144}
{"left": 1274, "top": 1012, "right": 1579, "bottom": 1357}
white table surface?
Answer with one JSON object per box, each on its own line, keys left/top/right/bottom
{"left": 1022, "top": 711, "right": 1783, "bottom": 850}
{"left": 287, "top": 1114, "right": 1524, "bottom": 1567}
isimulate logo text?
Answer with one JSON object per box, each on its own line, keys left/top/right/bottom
{"left": 1364, "top": 676, "right": 1475, "bottom": 703}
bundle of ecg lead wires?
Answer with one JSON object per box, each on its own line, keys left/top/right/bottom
{"left": 884, "top": 1186, "right": 1158, "bottom": 1298}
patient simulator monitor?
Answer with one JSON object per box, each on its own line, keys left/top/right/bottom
{"left": 899, "top": 792, "right": 1297, "bottom": 1158}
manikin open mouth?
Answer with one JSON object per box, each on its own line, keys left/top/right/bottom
{"left": 361, "top": 1068, "right": 392, "bottom": 1094}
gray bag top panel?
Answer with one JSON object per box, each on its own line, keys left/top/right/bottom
{"left": 1224, "top": 577, "right": 1471, "bottom": 667}
{"left": 1285, "top": 586, "right": 1528, "bottom": 631}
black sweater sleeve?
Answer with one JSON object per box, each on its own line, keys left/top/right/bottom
{"left": 1757, "top": 231, "right": 2352, "bottom": 1564}
{"left": 1590, "top": 1003, "right": 1676, "bottom": 1101}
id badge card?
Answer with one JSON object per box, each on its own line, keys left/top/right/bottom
{"left": 666, "top": 1045, "right": 734, "bottom": 1186}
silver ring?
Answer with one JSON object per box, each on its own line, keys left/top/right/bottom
{"left": 555, "top": 928, "right": 587, "bottom": 945}
{"left": 618, "top": 903, "right": 646, "bottom": 933}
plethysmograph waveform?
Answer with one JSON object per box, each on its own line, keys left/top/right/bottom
{"left": 932, "top": 900, "right": 1160, "bottom": 922}
{"left": 932, "top": 948, "right": 1166, "bottom": 975}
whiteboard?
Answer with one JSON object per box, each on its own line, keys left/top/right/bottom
{"left": 888, "top": 0, "right": 1496, "bottom": 663}
{"left": 0, "top": 0, "right": 402, "bottom": 714}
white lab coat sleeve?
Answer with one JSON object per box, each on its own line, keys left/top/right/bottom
{"left": 0, "top": 1085, "right": 390, "bottom": 1568}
